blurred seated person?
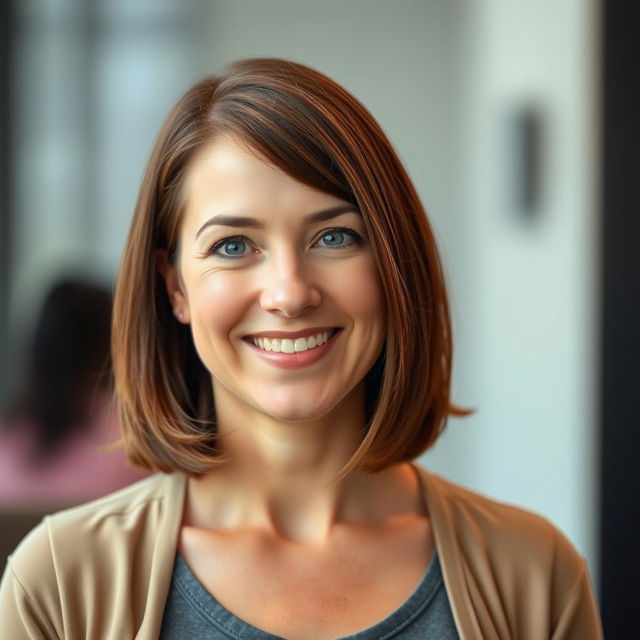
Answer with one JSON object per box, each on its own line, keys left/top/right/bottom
{"left": 0, "top": 277, "right": 146, "bottom": 508}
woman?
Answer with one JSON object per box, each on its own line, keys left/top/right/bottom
{"left": 0, "top": 58, "right": 602, "bottom": 639}
{"left": 0, "top": 278, "right": 144, "bottom": 507}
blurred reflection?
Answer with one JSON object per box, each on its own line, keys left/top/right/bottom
{"left": 0, "top": 278, "right": 145, "bottom": 509}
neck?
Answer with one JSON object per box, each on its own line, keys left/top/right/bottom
{"left": 183, "top": 386, "right": 421, "bottom": 544}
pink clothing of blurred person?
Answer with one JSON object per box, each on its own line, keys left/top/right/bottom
{"left": 0, "top": 278, "right": 145, "bottom": 508}
{"left": 0, "top": 394, "right": 143, "bottom": 507}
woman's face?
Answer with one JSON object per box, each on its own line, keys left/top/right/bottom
{"left": 163, "top": 135, "right": 386, "bottom": 426}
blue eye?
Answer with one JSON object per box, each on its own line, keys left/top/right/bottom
{"left": 321, "top": 231, "right": 346, "bottom": 246}
{"left": 211, "top": 236, "right": 250, "bottom": 259}
{"left": 316, "top": 228, "right": 361, "bottom": 248}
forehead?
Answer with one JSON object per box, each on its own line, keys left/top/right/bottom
{"left": 181, "top": 135, "right": 351, "bottom": 228}
{"left": 186, "top": 135, "right": 276, "bottom": 187}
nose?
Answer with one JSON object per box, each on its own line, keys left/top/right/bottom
{"left": 259, "top": 250, "right": 321, "bottom": 318}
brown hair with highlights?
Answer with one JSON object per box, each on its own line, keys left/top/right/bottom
{"left": 112, "top": 57, "right": 468, "bottom": 476}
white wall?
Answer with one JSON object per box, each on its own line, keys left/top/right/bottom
{"left": 422, "top": 0, "right": 600, "bottom": 586}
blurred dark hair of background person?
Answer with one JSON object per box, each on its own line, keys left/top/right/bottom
{"left": 0, "top": 277, "right": 145, "bottom": 509}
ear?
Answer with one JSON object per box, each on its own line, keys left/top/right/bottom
{"left": 156, "top": 249, "right": 190, "bottom": 324}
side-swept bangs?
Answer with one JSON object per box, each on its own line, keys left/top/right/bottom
{"left": 112, "top": 57, "right": 465, "bottom": 476}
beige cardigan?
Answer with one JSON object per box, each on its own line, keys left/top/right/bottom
{"left": 0, "top": 467, "right": 602, "bottom": 639}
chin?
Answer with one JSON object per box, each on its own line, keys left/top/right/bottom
{"left": 254, "top": 392, "right": 339, "bottom": 424}
{"left": 262, "top": 403, "right": 333, "bottom": 424}
{"left": 250, "top": 381, "right": 361, "bottom": 425}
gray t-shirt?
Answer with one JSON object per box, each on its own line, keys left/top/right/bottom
{"left": 159, "top": 551, "right": 459, "bottom": 639}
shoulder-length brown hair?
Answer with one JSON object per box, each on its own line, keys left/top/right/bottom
{"left": 113, "top": 57, "right": 466, "bottom": 476}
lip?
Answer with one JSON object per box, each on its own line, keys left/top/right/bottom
{"left": 244, "top": 328, "right": 342, "bottom": 370}
{"left": 245, "top": 326, "right": 339, "bottom": 340}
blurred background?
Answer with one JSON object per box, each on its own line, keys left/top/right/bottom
{"left": 0, "top": 1, "right": 637, "bottom": 636}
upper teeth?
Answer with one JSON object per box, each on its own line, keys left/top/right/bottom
{"left": 252, "top": 331, "right": 333, "bottom": 353}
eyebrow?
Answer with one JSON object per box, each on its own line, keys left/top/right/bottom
{"left": 194, "top": 204, "right": 359, "bottom": 240}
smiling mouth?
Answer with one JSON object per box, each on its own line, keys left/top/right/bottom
{"left": 247, "top": 329, "right": 341, "bottom": 354}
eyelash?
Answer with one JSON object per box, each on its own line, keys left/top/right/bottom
{"left": 208, "top": 227, "right": 364, "bottom": 261}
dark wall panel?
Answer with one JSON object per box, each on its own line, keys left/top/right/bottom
{"left": 600, "top": 1, "right": 640, "bottom": 637}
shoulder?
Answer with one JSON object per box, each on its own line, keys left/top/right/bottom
{"left": 415, "top": 465, "right": 600, "bottom": 636}
{"left": 14, "top": 472, "right": 180, "bottom": 554}
{"left": 417, "top": 465, "right": 581, "bottom": 563}
{"left": 1, "top": 473, "right": 186, "bottom": 637}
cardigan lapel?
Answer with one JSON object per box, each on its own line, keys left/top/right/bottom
{"left": 413, "top": 465, "right": 492, "bottom": 640}
{"left": 137, "top": 472, "right": 188, "bottom": 640}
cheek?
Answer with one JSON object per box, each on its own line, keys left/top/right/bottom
{"left": 335, "top": 260, "right": 386, "bottom": 331}
{"left": 187, "top": 274, "right": 246, "bottom": 351}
